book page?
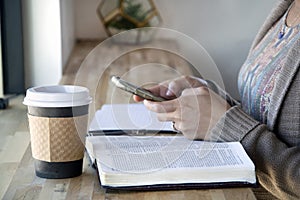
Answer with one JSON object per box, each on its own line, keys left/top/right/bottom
{"left": 90, "top": 136, "right": 254, "bottom": 174}
{"left": 89, "top": 104, "right": 174, "bottom": 132}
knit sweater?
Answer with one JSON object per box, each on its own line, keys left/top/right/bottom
{"left": 239, "top": 4, "right": 300, "bottom": 124}
{"left": 209, "top": 0, "right": 300, "bottom": 199}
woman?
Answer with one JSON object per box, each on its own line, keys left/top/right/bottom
{"left": 134, "top": 0, "right": 300, "bottom": 199}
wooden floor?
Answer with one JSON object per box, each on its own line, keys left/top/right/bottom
{"left": 0, "top": 40, "right": 277, "bottom": 200}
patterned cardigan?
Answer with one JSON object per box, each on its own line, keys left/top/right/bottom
{"left": 209, "top": 0, "right": 300, "bottom": 199}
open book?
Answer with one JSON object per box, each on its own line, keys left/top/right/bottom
{"left": 89, "top": 104, "right": 177, "bottom": 135}
{"left": 86, "top": 135, "right": 256, "bottom": 190}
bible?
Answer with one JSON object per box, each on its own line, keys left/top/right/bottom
{"left": 85, "top": 135, "right": 256, "bottom": 190}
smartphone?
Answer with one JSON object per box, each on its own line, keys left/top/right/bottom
{"left": 111, "top": 76, "right": 166, "bottom": 102}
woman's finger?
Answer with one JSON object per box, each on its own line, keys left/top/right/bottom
{"left": 133, "top": 95, "right": 144, "bottom": 102}
{"left": 144, "top": 99, "right": 177, "bottom": 113}
{"left": 156, "top": 112, "right": 178, "bottom": 122}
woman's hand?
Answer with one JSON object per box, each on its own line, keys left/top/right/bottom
{"left": 133, "top": 76, "right": 207, "bottom": 102}
{"left": 143, "top": 87, "right": 231, "bottom": 140}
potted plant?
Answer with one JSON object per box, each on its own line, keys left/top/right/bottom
{"left": 97, "top": 0, "right": 162, "bottom": 44}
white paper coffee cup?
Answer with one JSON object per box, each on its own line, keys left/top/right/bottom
{"left": 24, "top": 85, "right": 92, "bottom": 179}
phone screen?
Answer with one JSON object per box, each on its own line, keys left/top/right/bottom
{"left": 111, "top": 76, "right": 166, "bottom": 102}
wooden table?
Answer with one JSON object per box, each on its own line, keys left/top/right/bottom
{"left": 1, "top": 39, "right": 257, "bottom": 199}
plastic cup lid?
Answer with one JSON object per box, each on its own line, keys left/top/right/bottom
{"left": 23, "top": 85, "right": 92, "bottom": 108}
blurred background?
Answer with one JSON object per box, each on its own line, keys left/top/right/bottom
{"left": 1, "top": 0, "right": 277, "bottom": 101}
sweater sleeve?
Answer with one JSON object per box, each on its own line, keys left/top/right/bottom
{"left": 209, "top": 106, "right": 300, "bottom": 200}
